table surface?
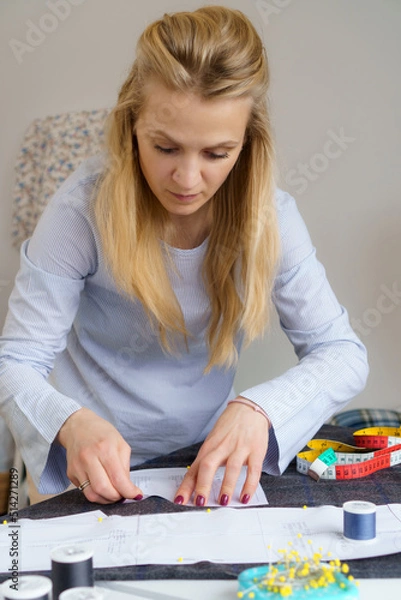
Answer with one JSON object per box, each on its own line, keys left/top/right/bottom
{"left": 1, "top": 424, "right": 401, "bottom": 586}
{"left": 97, "top": 578, "right": 401, "bottom": 599}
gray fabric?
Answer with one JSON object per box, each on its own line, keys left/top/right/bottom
{"left": 1, "top": 425, "right": 400, "bottom": 582}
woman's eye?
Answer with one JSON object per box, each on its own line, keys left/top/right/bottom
{"left": 154, "top": 145, "right": 229, "bottom": 160}
{"left": 207, "top": 152, "right": 230, "bottom": 160}
{"left": 154, "top": 145, "right": 176, "bottom": 154}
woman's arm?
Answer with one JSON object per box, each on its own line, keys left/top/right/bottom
{"left": 0, "top": 238, "right": 87, "bottom": 492}
{"left": 240, "top": 190, "right": 369, "bottom": 474}
{"left": 175, "top": 190, "right": 368, "bottom": 505}
{"left": 0, "top": 160, "right": 142, "bottom": 501}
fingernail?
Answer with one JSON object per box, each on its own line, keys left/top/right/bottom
{"left": 241, "top": 494, "right": 251, "bottom": 505}
{"left": 133, "top": 494, "right": 143, "bottom": 501}
{"left": 195, "top": 495, "right": 205, "bottom": 507}
{"left": 174, "top": 495, "right": 184, "bottom": 505}
{"left": 220, "top": 494, "right": 229, "bottom": 506}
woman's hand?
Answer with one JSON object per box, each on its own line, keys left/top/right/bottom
{"left": 57, "top": 407, "right": 143, "bottom": 504}
{"left": 174, "top": 397, "right": 269, "bottom": 506}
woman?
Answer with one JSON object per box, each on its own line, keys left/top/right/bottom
{"left": 0, "top": 6, "right": 368, "bottom": 506}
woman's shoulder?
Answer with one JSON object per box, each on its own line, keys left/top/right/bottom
{"left": 274, "top": 187, "right": 297, "bottom": 213}
{"left": 274, "top": 187, "right": 306, "bottom": 235}
{"left": 54, "top": 154, "right": 106, "bottom": 206}
{"left": 27, "top": 155, "right": 107, "bottom": 278}
{"left": 36, "top": 154, "right": 107, "bottom": 232}
{"left": 274, "top": 188, "right": 313, "bottom": 272}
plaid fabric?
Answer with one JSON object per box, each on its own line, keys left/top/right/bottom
{"left": 328, "top": 408, "right": 401, "bottom": 429}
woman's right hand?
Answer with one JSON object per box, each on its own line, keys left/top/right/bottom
{"left": 57, "top": 407, "right": 143, "bottom": 504}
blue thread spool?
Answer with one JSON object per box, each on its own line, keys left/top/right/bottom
{"left": 1, "top": 575, "right": 52, "bottom": 600}
{"left": 50, "top": 544, "right": 94, "bottom": 600}
{"left": 343, "top": 500, "right": 376, "bottom": 541}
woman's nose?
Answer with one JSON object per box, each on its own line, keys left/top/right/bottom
{"left": 172, "top": 157, "right": 201, "bottom": 190}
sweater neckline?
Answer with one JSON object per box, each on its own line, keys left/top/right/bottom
{"left": 162, "top": 235, "right": 209, "bottom": 256}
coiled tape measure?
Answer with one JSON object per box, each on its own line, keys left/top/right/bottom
{"left": 297, "top": 426, "right": 401, "bottom": 480}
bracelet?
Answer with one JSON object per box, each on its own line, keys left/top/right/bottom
{"left": 227, "top": 398, "right": 271, "bottom": 427}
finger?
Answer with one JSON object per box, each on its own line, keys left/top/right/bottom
{"left": 239, "top": 454, "right": 264, "bottom": 505}
{"left": 71, "top": 468, "right": 114, "bottom": 505}
{"left": 192, "top": 456, "right": 222, "bottom": 507}
{"left": 174, "top": 465, "right": 198, "bottom": 505}
{"left": 83, "top": 484, "right": 117, "bottom": 505}
{"left": 217, "top": 455, "right": 244, "bottom": 506}
{"left": 79, "top": 459, "right": 122, "bottom": 504}
{"left": 73, "top": 471, "right": 142, "bottom": 505}
{"left": 76, "top": 454, "right": 141, "bottom": 504}
{"left": 102, "top": 448, "right": 144, "bottom": 501}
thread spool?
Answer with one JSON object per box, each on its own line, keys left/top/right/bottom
{"left": 59, "top": 588, "right": 104, "bottom": 600}
{"left": 1, "top": 575, "right": 52, "bottom": 600}
{"left": 343, "top": 500, "right": 376, "bottom": 541}
{"left": 50, "top": 544, "right": 94, "bottom": 600}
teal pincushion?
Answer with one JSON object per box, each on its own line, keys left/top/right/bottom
{"left": 237, "top": 562, "right": 359, "bottom": 599}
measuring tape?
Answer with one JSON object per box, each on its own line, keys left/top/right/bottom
{"left": 297, "top": 426, "right": 401, "bottom": 480}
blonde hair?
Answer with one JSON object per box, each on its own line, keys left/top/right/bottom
{"left": 95, "top": 6, "right": 280, "bottom": 371}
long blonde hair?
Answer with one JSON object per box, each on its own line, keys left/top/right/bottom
{"left": 95, "top": 6, "right": 280, "bottom": 371}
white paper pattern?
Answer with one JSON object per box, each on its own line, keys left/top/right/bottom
{"left": 127, "top": 467, "right": 269, "bottom": 507}
{"left": 1, "top": 504, "right": 401, "bottom": 572}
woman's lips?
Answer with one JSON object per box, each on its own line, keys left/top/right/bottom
{"left": 170, "top": 192, "right": 199, "bottom": 202}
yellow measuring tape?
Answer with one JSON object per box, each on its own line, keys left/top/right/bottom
{"left": 297, "top": 426, "right": 401, "bottom": 480}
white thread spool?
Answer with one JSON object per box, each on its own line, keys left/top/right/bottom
{"left": 59, "top": 587, "right": 104, "bottom": 600}
{"left": 343, "top": 500, "right": 376, "bottom": 541}
{"left": 1, "top": 575, "right": 52, "bottom": 600}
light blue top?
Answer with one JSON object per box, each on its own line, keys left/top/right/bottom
{"left": 0, "top": 156, "right": 369, "bottom": 493}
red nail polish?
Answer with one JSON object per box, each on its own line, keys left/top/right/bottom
{"left": 196, "top": 495, "right": 205, "bottom": 507}
{"left": 133, "top": 494, "right": 143, "bottom": 501}
{"left": 220, "top": 494, "right": 229, "bottom": 506}
{"left": 174, "top": 495, "right": 184, "bottom": 505}
{"left": 241, "top": 494, "right": 251, "bottom": 504}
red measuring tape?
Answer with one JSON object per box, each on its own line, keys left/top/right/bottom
{"left": 297, "top": 426, "right": 401, "bottom": 480}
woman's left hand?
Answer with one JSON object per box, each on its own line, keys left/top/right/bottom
{"left": 173, "top": 397, "right": 269, "bottom": 506}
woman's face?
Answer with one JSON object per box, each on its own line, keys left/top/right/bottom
{"left": 135, "top": 81, "right": 252, "bottom": 228}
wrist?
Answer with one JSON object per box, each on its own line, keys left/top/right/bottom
{"left": 227, "top": 397, "right": 271, "bottom": 428}
{"left": 57, "top": 408, "right": 84, "bottom": 447}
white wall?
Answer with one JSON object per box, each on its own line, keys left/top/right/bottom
{"left": 0, "top": 0, "right": 400, "bottom": 425}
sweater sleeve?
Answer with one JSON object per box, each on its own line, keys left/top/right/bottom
{"left": 240, "top": 190, "right": 369, "bottom": 475}
{"left": 0, "top": 168, "right": 99, "bottom": 492}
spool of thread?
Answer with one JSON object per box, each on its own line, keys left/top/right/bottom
{"left": 343, "top": 500, "right": 376, "bottom": 541}
{"left": 59, "top": 587, "right": 104, "bottom": 600}
{"left": 50, "top": 544, "right": 94, "bottom": 600}
{"left": 1, "top": 575, "right": 52, "bottom": 600}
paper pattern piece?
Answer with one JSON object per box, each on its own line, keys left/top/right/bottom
{"left": 128, "top": 467, "right": 268, "bottom": 507}
{"left": 1, "top": 504, "right": 401, "bottom": 572}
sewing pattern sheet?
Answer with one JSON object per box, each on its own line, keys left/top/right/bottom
{"left": 128, "top": 467, "right": 268, "bottom": 507}
{"left": 1, "top": 505, "right": 401, "bottom": 572}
